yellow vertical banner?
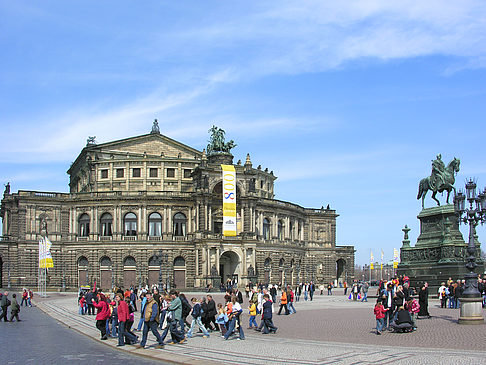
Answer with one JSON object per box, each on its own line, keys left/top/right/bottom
{"left": 221, "top": 164, "right": 237, "bottom": 236}
{"left": 370, "top": 263, "right": 374, "bottom": 270}
{"left": 39, "top": 237, "right": 54, "bottom": 268}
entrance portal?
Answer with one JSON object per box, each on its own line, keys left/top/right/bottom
{"left": 336, "top": 259, "right": 346, "bottom": 284}
{"left": 219, "top": 251, "right": 240, "bottom": 285}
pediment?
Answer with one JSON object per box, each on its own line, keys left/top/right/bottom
{"left": 92, "top": 133, "right": 201, "bottom": 159}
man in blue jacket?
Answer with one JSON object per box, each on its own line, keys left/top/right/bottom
{"left": 261, "top": 294, "right": 278, "bottom": 334}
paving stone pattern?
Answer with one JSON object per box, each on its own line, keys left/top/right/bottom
{"left": 30, "top": 290, "right": 486, "bottom": 365}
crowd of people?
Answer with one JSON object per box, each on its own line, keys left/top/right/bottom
{"left": 0, "top": 288, "right": 34, "bottom": 322}
{"left": 78, "top": 282, "right": 301, "bottom": 349}
{"left": 438, "top": 277, "right": 486, "bottom": 309}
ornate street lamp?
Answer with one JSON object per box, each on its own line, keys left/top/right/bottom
{"left": 157, "top": 249, "right": 163, "bottom": 291}
{"left": 454, "top": 179, "right": 486, "bottom": 324}
{"left": 161, "top": 253, "right": 169, "bottom": 292}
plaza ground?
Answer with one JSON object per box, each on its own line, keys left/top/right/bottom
{"left": 9, "top": 288, "right": 486, "bottom": 364}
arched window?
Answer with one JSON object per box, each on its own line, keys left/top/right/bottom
{"left": 173, "top": 212, "right": 187, "bottom": 237}
{"left": 148, "top": 255, "right": 159, "bottom": 266}
{"left": 79, "top": 213, "right": 90, "bottom": 237}
{"left": 77, "top": 256, "right": 89, "bottom": 267}
{"left": 263, "top": 218, "right": 271, "bottom": 240}
{"left": 174, "top": 256, "right": 186, "bottom": 267}
{"left": 277, "top": 220, "right": 284, "bottom": 240}
{"left": 124, "top": 212, "right": 137, "bottom": 236}
{"left": 279, "top": 258, "right": 285, "bottom": 267}
{"left": 264, "top": 258, "right": 271, "bottom": 267}
{"left": 100, "top": 213, "right": 113, "bottom": 237}
{"left": 100, "top": 256, "right": 112, "bottom": 267}
{"left": 148, "top": 212, "right": 162, "bottom": 237}
{"left": 123, "top": 256, "right": 136, "bottom": 267}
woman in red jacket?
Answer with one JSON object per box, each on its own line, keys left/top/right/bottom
{"left": 92, "top": 293, "right": 110, "bottom": 340}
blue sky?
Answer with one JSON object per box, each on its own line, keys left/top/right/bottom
{"left": 1, "top": 1, "right": 486, "bottom": 265}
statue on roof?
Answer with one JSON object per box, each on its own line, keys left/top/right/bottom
{"left": 207, "top": 125, "right": 236, "bottom": 155}
{"left": 86, "top": 136, "right": 97, "bottom": 146}
{"left": 151, "top": 119, "right": 161, "bottom": 134}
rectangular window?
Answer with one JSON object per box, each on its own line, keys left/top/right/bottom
{"left": 100, "top": 169, "right": 108, "bottom": 179}
{"left": 183, "top": 169, "right": 192, "bottom": 178}
{"left": 116, "top": 168, "right": 124, "bottom": 178}
{"left": 149, "top": 168, "right": 158, "bottom": 178}
{"left": 166, "top": 168, "right": 175, "bottom": 178}
{"left": 132, "top": 168, "right": 141, "bottom": 177}
{"left": 260, "top": 180, "right": 264, "bottom": 189}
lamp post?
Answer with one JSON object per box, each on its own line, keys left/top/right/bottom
{"left": 157, "top": 250, "right": 163, "bottom": 291}
{"left": 454, "top": 179, "right": 486, "bottom": 324}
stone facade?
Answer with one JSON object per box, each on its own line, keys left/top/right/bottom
{"left": 0, "top": 128, "right": 355, "bottom": 290}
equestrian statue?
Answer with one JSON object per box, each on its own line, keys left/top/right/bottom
{"left": 417, "top": 154, "right": 460, "bottom": 209}
{"left": 207, "top": 125, "right": 236, "bottom": 155}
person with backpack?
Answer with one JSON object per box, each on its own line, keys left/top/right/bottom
{"left": 186, "top": 297, "right": 210, "bottom": 338}
{"left": 223, "top": 295, "right": 245, "bottom": 340}
{"left": 287, "top": 287, "right": 297, "bottom": 314}
{"left": 166, "top": 289, "right": 186, "bottom": 345}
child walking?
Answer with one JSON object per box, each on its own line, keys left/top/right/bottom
{"left": 216, "top": 303, "right": 228, "bottom": 336}
{"left": 248, "top": 300, "right": 258, "bottom": 329}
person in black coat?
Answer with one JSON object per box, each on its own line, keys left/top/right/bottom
{"left": 261, "top": 294, "right": 277, "bottom": 334}
{"left": 418, "top": 283, "right": 431, "bottom": 318}
{"left": 391, "top": 306, "right": 413, "bottom": 332}
{"left": 206, "top": 295, "right": 219, "bottom": 331}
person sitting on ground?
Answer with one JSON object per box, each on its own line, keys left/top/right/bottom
{"left": 390, "top": 306, "right": 413, "bottom": 333}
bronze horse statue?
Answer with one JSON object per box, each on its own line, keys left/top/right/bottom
{"left": 417, "top": 157, "right": 460, "bottom": 209}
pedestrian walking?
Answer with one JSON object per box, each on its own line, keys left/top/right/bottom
{"left": 186, "top": 297, "right": 210, "bottom": 338}
{"left": 166, "top": 290, "right": 186, "bottom": 344}
{"left": 261, "top": 294, "right": 278, "bottom": 334}
{"left": 116, "top": 293, "right": 138, "bottom": 346}
{"left": 137, "top": 291, "right": 165, "bottom": 349}
{"left": 1, "top": 291, "right": 11, "bottom": 322}
{"left": 91, "top": 293, "right": 110, "bottom": 340}
{"left": 9, "top": 294, "right": 21, "bottom": 322}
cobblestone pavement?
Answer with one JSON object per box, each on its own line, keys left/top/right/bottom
{"left": 29, "top": 289, "right": 486, "bottom": 365}
{"left": 0, "top": 296, "right": 167, "bottom": 365}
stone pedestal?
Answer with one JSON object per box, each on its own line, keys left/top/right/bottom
{"left": 398, "top": 205, "right": 484, "bottom": 289}
{"left": 458, "top": 297, "right": 485, "bottom": 324}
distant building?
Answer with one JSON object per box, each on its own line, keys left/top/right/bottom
{"left": 0, "top": 123, "right": 355, "bottom": 290}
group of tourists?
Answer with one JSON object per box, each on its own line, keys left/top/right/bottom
{"left": 438, "top": 277, "right": 486, "bottom": 309}
{"left": 79, "top": 283, "right": 284, "bottom": 349}
{"left": 0, "top": 288, "right": 33, "bottom": 322}
{"left": 374, "top": 280, "right": 420, "bottom": 334}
